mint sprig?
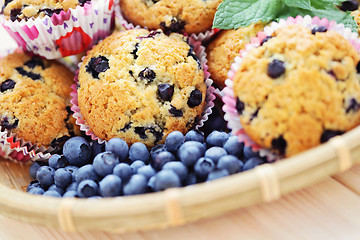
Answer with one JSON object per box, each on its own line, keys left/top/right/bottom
{"left": 213, "top": 0, "right": 358, "bottom": 32}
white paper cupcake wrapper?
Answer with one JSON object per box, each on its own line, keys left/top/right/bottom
{"left": 222, "top": 15, "right": 360, "bottom": 161}
{"left": 71, "top": 33, "right": 215, "bottom": 144}
{"left": 0, "top": 0, "right": 117, "bottom": 59}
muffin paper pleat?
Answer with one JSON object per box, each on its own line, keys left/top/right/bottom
{"left": 0, "top": 0, "right": 117, "bottom": 59}
{"left": 222, "top": 15, "right": 360, "bottom": 161}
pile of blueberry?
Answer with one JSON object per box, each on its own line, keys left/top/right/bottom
{"left": 27, "top": 130, "right": 266, "bottom": 198}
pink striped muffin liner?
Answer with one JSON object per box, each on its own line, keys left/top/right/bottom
{"left": 222, "top": 15, "right": 360, "bottom": 161}
{"left": 70, "top": 34, "right": 216, "bottom": 144}
{"left": 0, "top": 0, "right": 117, "bottom": 59}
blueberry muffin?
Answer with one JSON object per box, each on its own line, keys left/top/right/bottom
{"left": 77, "top": 29, "right": 207, "bottom": 147}
{"left": 2, "top": 0, "right": 90, "bottom": 21}
{"left": 0, "top": 51, "right": 79, "bottom": 148}
{"left": 232, "top": 24, "right": 360, "bottom": 156}
{"left": 119, "top": 0, "right": 222, "bottom": 35}
{"left": 206, "top": 23, "right": 265, "bottom": 89}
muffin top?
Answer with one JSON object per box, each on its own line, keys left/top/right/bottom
{"left": 0, "top": 51, "right": 76, "bottom": 147}
{"left": 2, "top": 0, "right": 90, "bottom": 21}
{"left": 77, "top": 29, "right": 207, "bottom": 147}
{"left": 232, "top": 24, "right": 360, "bottom": 156}
{"left": 206, "top": 23, "right": 265, "bottom": 88}
{"left": 119, "top": 0, "right": 222, "bottom": 35}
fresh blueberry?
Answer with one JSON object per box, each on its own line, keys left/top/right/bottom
{"left": 63, "top": 137, "right": 91, "bottom": 167}
{"left": 158, "top": 83, "right": 174, "bottom": 101}
{"left": 206, "top": 131, "right": 229, "bottom": 147}
{"left": 223, "top": 136, "right": 244, "bottom": 158}
{"left": 66, "top": 182, "right": 78, "bottom": 192}
{"left": 340, "top": 0, "right": 359, "bottom": 11}
{"left": 311, "top": 26, "right": 327, "bottom": 34}
{"left": 0, "top": 79, "right": 16, "bottom": 92}
{"left": 150, "top": 144, "right": 167, "bottom": 160}
{"left": 154, "top": 170, "right": 181, "bottom": 191}
{"left": 77, "top": 180, "right": 99, "bottom": 198}
{"left": 10, "top": 8, "right": 21, "bottom": 22}
{"left": 165, "top": 131, "right": 184, "bottom": 152}
{"left": 148, "top": 176, "right": 156, "bottom": 191}
{"left": 152, "top": 151, "right": 176, "bottom": 170}
{"left": 194, "top": 157, "right": 215, "bottom": 180}
{"left": 162, "top": 161, "right": 188, "bottom": 182}
{"left": 29, "top": 162, "right": 42, "bottom": 179}
{"left": 75, "top": 164, "right": 98, "bottom": 183}
{"left": 43, "top": 190, "right": 61, "bottom": 197}
{"left": 123, "top": 174, "right": 148, "bottom": 195}
{"left": 90, "top": 141, "right": 105, "bottom": 160}
{"left": 113, "top": 163, "right": 133, "bottom": 182}
{"left": 48, "top": 184, "right": 65, "bottom": 196}
{"left": 86, "top": 56, "right": 110, "bottom": 79}
{"left": 63, "top": 190, "right": 78, "bottom": 198}
{"left": 204, "top": 147, "right": 227, "bottom": 164}
{"left": 130, "top": 160, "right": 146, "bottom": 173}
{"left": 54, "top": 168, "right": 72, "bottom": 189}
{"left": 243, "top": 157, "right": 265, "bottom": 171}
{"left": 129, "top": 142, "right": 149, "bottom": 163}
{"left": 357, "top": 61, "right": 360, "bottom": 73}
{"left": 15, "top": 67, "right": 41, "bottom": 80}
{"left": 243, "top": 146, "right": 260, "bottom": 160}
{"left": 178, "top": 145, "right": 203, "bottom": 167}
{"left": 28, "top": 187, "right": 45, "bottom": 195}
{"left": 64, "top": 166, "right": 79, "bottom": 182}
{"left": 187, "top": 89, "right": 202, "bottom": 108}
{"left": 105, "top": 138, "right": 129, "bottom": 162}
{"left": 178, "top": 141, "right": 206, "bottom": 156}
{"left": 137, "top": 165, "right": 156, "bottom": 180}
{"left": 24, "top": 58, "right": 45, "bottom": 69}
{"left": 93, "top": 152, "right": 119, "bottom": 177}
{"left": 217, "top": 155, "right": 242, "bottom": 174}
{"left": 26, "top": 180, "right": 41, "bottom": 192}
{"left": 48, "top": 154, "right": 68, "bottom": 170}
{"left": 207, "top": 169, "right": 229, "bottom": 181}
{"left": 268, "top": 59, "right": 285, "bottom": 78}
{"left": 184, "top": 130, "right": 204, "bottom": 143}
{"left": 36, "top": 166, "right": 55, "bottom": 189}
{"left": 185, "top": 172, "right": 197, "bottom": 185}
{"left": 99, "top": 174, "right": 122, "bottom": 197}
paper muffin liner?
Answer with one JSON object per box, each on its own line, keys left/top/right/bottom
{"left": 70, "top": 34, "right": 216, "bottom": 144}
{"left": 114, "top": 4, "right": 219, "bottom": 43}
{"left": 0, "top": 129, "right": 54, "bottom": 163}
{"left": 222, "top": 15, "right": 360, "bottom": 161}
{"left": 0, "top": 0, "right": 117, "bottom": 59}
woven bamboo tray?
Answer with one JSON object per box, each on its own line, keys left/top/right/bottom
{"left": 0, "top": 125, "right": 359, "bottom": 233}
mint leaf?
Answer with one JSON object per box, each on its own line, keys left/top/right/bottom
{"left": 277, "top": 5, "right": 358, "bottom": 32}
{"left": 310, "top": 0, "right": 342, "bottom": 9}
{"left": 283, "top": 0, "right": 312, "bottom": 10}
{"left": 213, "top": 0, "right": 283, "bottom": 29}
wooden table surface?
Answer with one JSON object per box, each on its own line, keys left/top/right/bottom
{"left": 1, "top": 25, "right": 360, "bottom": 240}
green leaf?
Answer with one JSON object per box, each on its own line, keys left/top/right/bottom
{"left": 277, "top": 5, "right": 358, "bottom": 32}
{"left": 213, "top": 0, "right": 283, "bottom": 29}
{"left": 283, "top": 0, "right": 312, "bottom": 10}
{"left": 310, "top": 0, "right": 342, "bottom": 9}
